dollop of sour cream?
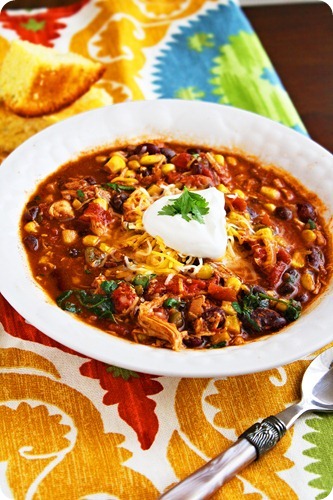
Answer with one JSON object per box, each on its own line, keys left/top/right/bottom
{"left": 142, "top": 187, "right": 228, "bottom": 259}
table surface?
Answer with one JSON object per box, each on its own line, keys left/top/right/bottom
{"left": 3, "top": 0, "right": 332, "bottom": 153}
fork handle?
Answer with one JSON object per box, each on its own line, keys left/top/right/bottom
{"left": 159, "top": 416, "right": 286, "bottom": 500}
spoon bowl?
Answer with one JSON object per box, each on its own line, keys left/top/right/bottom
{"left": 301, "top": 348, "right": 333, "bottom": 410}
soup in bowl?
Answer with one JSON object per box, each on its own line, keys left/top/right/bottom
{"left": 0, "top": 100, "right": 332, "bottom": 376}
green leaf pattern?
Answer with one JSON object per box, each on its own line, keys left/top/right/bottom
{"left": 303, "top": 414, "right": 333, "bottom": 499}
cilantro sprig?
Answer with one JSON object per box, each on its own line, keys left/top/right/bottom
{"left": 158, "top": 187, "right": 209, "bottom": 224}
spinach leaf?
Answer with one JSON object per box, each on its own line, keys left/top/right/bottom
{"left": 101, "top": 280, "right": 119, "bottom": 294}
{"left": 56, "top": 289, "right": 115, "bottom": 321}
{"left": 163, "top": 297, "right": 185, "bottom": 309}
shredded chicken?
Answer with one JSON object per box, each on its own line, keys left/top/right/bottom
{"left": 137, "top": 296, "right": 186, "bottom": 351}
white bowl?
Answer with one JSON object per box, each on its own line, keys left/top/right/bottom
{"left": 0, "top": 99, "right": 332, "bottom": 377}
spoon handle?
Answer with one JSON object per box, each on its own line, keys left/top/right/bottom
{"left": 159, "top": 416, "right": 286, "bottom": 500}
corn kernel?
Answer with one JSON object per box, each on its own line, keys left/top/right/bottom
{"left": 72, "top": 199, "right": 82, "bottom": 210}
{"left": 82, "top": 235, "right": 100, "bottom": 246}
{"left": 99, "top": 242, "right": 113, "bottom": 253}
{"left": 214, "top": 154, "right": 225, "bottom": 165}
{"left": 196, "top": 264, "right": 214, "bottom": 279}
{"left": 256, "top": 227, "right": 273, "bottom": 239}
{"left": 105, "top": 155, "right": 126, "bottom": 173}
{"left": 211, "top": 330, "right": 230, "bottom": 345}
{"left": 260, "top": 186, "right": 281, "bottom": 200}
{"left": 301, "top": 229, "right": 317, "bottom": 244}
{"left": 140, "top": 154, "right": 165, "bottom": 166}
{"left": 92, "top": 197, "right": 108, "bottom": 211}
{"left": 226, "top": 156, "right": 237, "bottom": 166}
{"left": 301, "top": 272, "right": 316, "bottom": 291}
{"left": 232, "top": 336, "right": 245, "bottom": 345}
{"left": 226, "top": 276, "right": 242, "bottom": 291}
{"left": 276, "top": 302, "right": 288, "bottom": 312}
{"left": 111, "top": 176, "right": 138, "bottom": 185}
{"left": 62, "top": 229, "right": 77, "bottom": 245}
{"left": 24, "top": 221, "right": 39, "bottom": 234}
{"left": 222, "top": 301, "right": 237, "bottom": 315}
{"left": 147, "top": 184, "right": 163, "bottom": 196}
{"left": 124, "top": 170, "right": 136, "bottom": 178}
{"left": 217, "top": 183, "right": 229, "bottom": 193}
{"left": 161, "top": 163, "right": 176, "bottom": 174}
{"left": 291, "top": 251, "right": 305, "bottom": 268}
{"left": 127, "top": 160, "right": 141, "bottom": 171}
{"left": 264, "top": 203, "right": 276, "bottom": 213}
{"left": 225, "top": 315, "right": 241, "bottom": 334}
{"left": 233, "top": 189, "right": 246, "bottom": 199}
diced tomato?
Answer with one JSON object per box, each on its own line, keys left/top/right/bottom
{"left": 112, "top": 282, "right": 138, "bottom": 314}
{"left": 277, "top": 247, "right": 292, "bottom": 264}
{"left": 171, "top": 152, "right": 192, "bottom": 171}
{"left": 267, "top": 261, "right": 288, "bottom": 288}
{"left": 80, "top": 202, "right": 113, "bottom": 226}
{"left": 207, "top": 283, "right": 237, "bottom": 302}
{"left": 183, "top": 278, "right": 208, "bottom": 296}
{"left": 181, "top": 175, "right": 214, "bottom": 189}
{"left": 231, "top": 196, "right": 247, "bottom": 212}
{"left": 260, "top": 213, "right": 271, "bottom": 226}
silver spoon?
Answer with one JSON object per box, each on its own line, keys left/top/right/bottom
{"left": 159, "top": 346, "right": 333, "bottom": 500}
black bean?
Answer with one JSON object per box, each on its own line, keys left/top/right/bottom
{"left": 110, "top": 192, "right": 129, "bottom": 213}
{"left": 139, "top": 167, "right": 151, "bottom": 177}
{"left": 245, "top": 308, "right": 287, "bottom": 333}
{"left": 134, "top": 143, "right": 160, "bottom": 155}
{"left": 282, "top": 268, "right": 300, "bottom": 284}
{"left": 145, "top": 143, "right": 160, "bottom": 154}
{"left": 191, "top": 159, "right": 203, "bottom": 175}
{"left": 278, "top": 282, "right": 296, "bottom": 296}
{"left": 297, "top": 202, "right": 317, "bottom": 222}
{"left": 306, "top": 247, "right": 324, "bottom": 270}
{"left": 202, "top": 307, "right": 226, "bottom": 328}
{"left": 187, "top": 147, "right": 201, "bottom": 155}
{"left": 274, "top": 206, "right": 293, "bottom": 221}
{"left": 160, "top": 147, "right": 176, "bottom": 160}
{"left": 68, "top": 248, "right": 80, "bottom": 258}
{"left": 191, "top": 157, "right": 210, "bottom": 175}
{"left": 183, "top": 336, "right": 206, "bottom": 348}
{"left": 85, "top": 176, "right": 97, "bottom": 185}
{"left": 23, "top": 206, "right": 39, "bottom": 222}
{"left": 133, "top": 144, "right": 147, "bottom": 155}
{"left": 23, "top": 234, "right": 39, "bottom": 251}
{"left": 294, "top": 292, "right": 309, "bottom": 304}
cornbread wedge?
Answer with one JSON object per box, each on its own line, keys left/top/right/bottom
{"left": 0, "top": 40, "right": 105, "bottom": 117}
{"left": 0, "top": 86, "right": 113, "bottom": 158}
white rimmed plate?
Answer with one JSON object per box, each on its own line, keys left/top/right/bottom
{"left": 0, "top": 99, "right": 332, "bottom": 377}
